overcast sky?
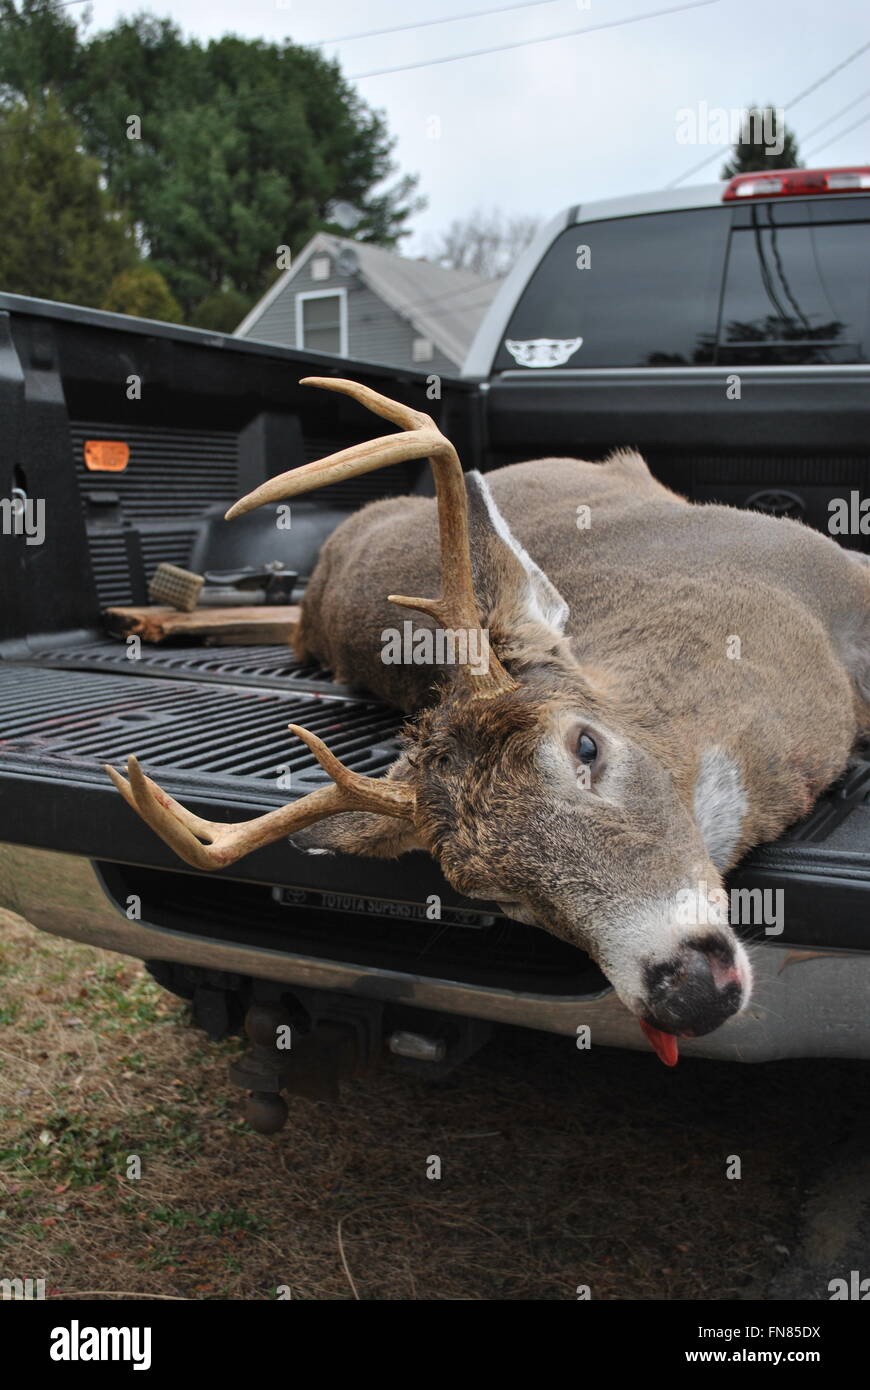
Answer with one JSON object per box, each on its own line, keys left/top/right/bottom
{"left": 75, "top": 0, "right": 869, "bottom": 249}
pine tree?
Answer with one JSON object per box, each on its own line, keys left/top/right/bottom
{"left": 0, "top": 96, "right": 136, "bottom": 306}
{"left": 721, "top": 105, "right": 802, "bottom": 177}
{"left": 0, "top": 5, "right": 426, "bottom": 318}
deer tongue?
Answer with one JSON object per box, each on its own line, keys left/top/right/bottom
{"left": 639, "top": 1019, "right": 679, "bottom": 1067}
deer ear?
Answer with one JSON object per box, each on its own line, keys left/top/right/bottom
{"left": 288, "top": 752, "right": 424, "bottom": 859}
{"left": 464, "top": 471, "right": 569, "bottom": 639}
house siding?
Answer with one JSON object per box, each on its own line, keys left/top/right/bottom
{"left": 245, "top": 256, "right": 459, "bottom": 374}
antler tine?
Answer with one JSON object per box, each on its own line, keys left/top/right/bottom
{"left": 103, "top": 724, "right": 415, "bottom": 872}
{"left": 286, "top": 723, "right": 415, "bottom": 816}
{"left": 224, "top": 377, "right": 440, "bottom": 522}
{"left": 226, "top": 376, "right": 516, "bottom": 696}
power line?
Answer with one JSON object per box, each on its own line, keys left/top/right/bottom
{"left": 801, "top": 86, "right": 870, "bottom": 142}
{"left": 17, "top": 2, "right": 719, "bottom": 120}
{"left": 348, "top": 0, "right": 722, "bottom": 80}
{"left": 805, "top": 107, "right": 870, "bottom": 159}
{"left": 311, "top": 0, "right": 566, "bottom": 47}
{"left": 667, "top": 37, "right": 870, "bottom": 186}
{"left": 785, "top": 38, "right": 870, "bottom": 109}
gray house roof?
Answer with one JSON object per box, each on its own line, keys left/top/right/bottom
{"left": 235, "top": 233, "right": 499, "bottom": 366}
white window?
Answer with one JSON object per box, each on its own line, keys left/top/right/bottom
{"left": 296, "top": 289, "right": 348, "bottom": 356}
{"left": 412, "top": 336, "right": 434, "bottom": 363}
{"left": 311, "top": 255, "right": 331, "bottom": 281}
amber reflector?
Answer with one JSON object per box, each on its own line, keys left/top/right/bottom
{"left": 84, "top": 440, "right": 130, "bottom": 472}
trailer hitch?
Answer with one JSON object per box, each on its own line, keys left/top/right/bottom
{"left": 228, "top": 996, "right": 383, "bottom": 1133}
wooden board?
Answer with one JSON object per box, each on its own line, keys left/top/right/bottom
{"left": 106, "top": 604, "right": 300, "bottom": 646}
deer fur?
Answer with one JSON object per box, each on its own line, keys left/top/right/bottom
{"left": 108, "top": 376, "right": 870, "bottom": 1045}
{"left": 293, "top": 449, "right": 870, "bottom": 1035}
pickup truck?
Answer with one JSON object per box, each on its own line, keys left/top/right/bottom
{"left": 2, "top": 166, "right": 869, "bottom": 1122}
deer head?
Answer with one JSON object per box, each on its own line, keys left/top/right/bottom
{"left": 106, "top": 377, "right": 752, "bottom": 1060}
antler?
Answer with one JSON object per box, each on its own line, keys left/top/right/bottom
{"left": 106, "top": 378, "right": 513, "bottom": 871}
{"left": 103, "top": 724, "right": 415, "bottom": 871}
{"left": 226, "top": 376, "right": 516, "bottom": 697}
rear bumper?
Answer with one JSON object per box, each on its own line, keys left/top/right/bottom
{"left": 2, "top": 842, "right": 869, "bottom": 1063}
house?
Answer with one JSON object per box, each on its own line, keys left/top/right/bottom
{"left": 234, "top": 233, "right": 499, "bottom": 373}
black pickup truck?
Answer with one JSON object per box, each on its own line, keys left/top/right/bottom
{"left": 2, "top": 169, "right": 870, "bottom": 1120}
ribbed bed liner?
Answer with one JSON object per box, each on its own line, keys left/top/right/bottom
{"left": 3, "top": 640, "right": 868, "bottom": 838}
{"left": 0, "top": 661, "right": 403, "bottom": 802}
{"left": 2, "top": 642, "right": 870, "bottom": 952}
{"left": 24, "top": 639, "right": 338, "bottom": 692}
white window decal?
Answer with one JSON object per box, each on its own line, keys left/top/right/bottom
{"left": 505, "top": 336, "right": 583, "bottom": 368}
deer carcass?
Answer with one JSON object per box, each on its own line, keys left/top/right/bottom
{"left": 107, "top": 378, "right": 870, "bottom": 1063}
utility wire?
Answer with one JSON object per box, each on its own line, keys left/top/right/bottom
{"left": 800, "top": 86, "right": 870, "bottom": 142}
{"left": 348, "top": 0, "right": 722, "bottom": 80}
{"left": 311, "top": 0, "right": 567, "bottom": 47}
{"left": 667, "top": 37, "right": 870, "bottom": 186}
{"left": 805, "top": 107, "right": 870, "bottom": 159}
{"left": 25, "top": 1, "right": 720, "bottom": 120}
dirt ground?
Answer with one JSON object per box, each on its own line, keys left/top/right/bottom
{"left": 1, "top": 908, "right": 867, "bottom": 1301}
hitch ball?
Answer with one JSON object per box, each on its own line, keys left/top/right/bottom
{"left": 244, "top": 1090, "right": 289, "bottom": 1134}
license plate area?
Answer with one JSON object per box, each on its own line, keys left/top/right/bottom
{"left": 273, "top": 885, "right": 495, "bottom": 929}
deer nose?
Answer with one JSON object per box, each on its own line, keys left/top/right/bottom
{"left": 641, "top": 934, "right": 746, "bottom": 1037}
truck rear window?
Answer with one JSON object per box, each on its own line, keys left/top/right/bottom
{"left": 494, "top": 199, "right": 870, "bottom": 370}
{"left": 718, "top": 201, "right": 870, "bottom": 365}
{"left": 494, "top": 208, "right": 729, "bottom": 370}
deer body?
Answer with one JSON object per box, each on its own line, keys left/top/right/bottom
{"left": 109, "top": 381, "right": 870, "bottom": 1058}
{"left": 297, "top": 450, "right": 869, "bottom": 868}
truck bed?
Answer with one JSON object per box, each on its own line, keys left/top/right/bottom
{"left": 2, "top": 293, "right": 870, "bottom": 1063}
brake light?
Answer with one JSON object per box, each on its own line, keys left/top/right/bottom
{"left": 722, "top": 167, "right": 870, "bottom": 201}
{"left": 84, "top": 440, "right": 130, "bottom": 472}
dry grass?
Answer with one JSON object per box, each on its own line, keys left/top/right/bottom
{"left": 1, "top": 908, "right": 867, "bottom": 1301}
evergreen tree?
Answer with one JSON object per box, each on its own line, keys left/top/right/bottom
{"left": 0, "top": 96, "right": 136, "bottom": 306}
{"left": 721, "top": 105, "right": 802, "bottom": 177}
{"left": 0, "top": 0, "right": 77, "bottom": 100}
{"left": 0, "top": 6, "right": 425, "bottom": 317}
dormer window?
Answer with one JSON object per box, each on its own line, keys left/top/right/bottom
{"left": 296, "top": 289, "right": 348, "bottom": 355}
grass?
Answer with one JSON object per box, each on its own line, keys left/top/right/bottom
{"left": 1, "top": 907, "right": 869, "bottom": 1300}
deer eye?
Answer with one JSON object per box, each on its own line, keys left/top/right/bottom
{"left": 576, "top": 733, "right": 598, "bottom": 765}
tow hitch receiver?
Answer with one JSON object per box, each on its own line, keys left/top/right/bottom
{"left": 148, "top": 961, "right": 494, "bottom": 1133}
{"left": 229, "top": 997, "right": 383, "bottom": 1133}
{"left": 226, "top": 989, "right": 494, "bottom": 1133}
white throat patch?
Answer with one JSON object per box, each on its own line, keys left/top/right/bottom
{"left": 693, "top": 747, "right": 747, "bottom": 871}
